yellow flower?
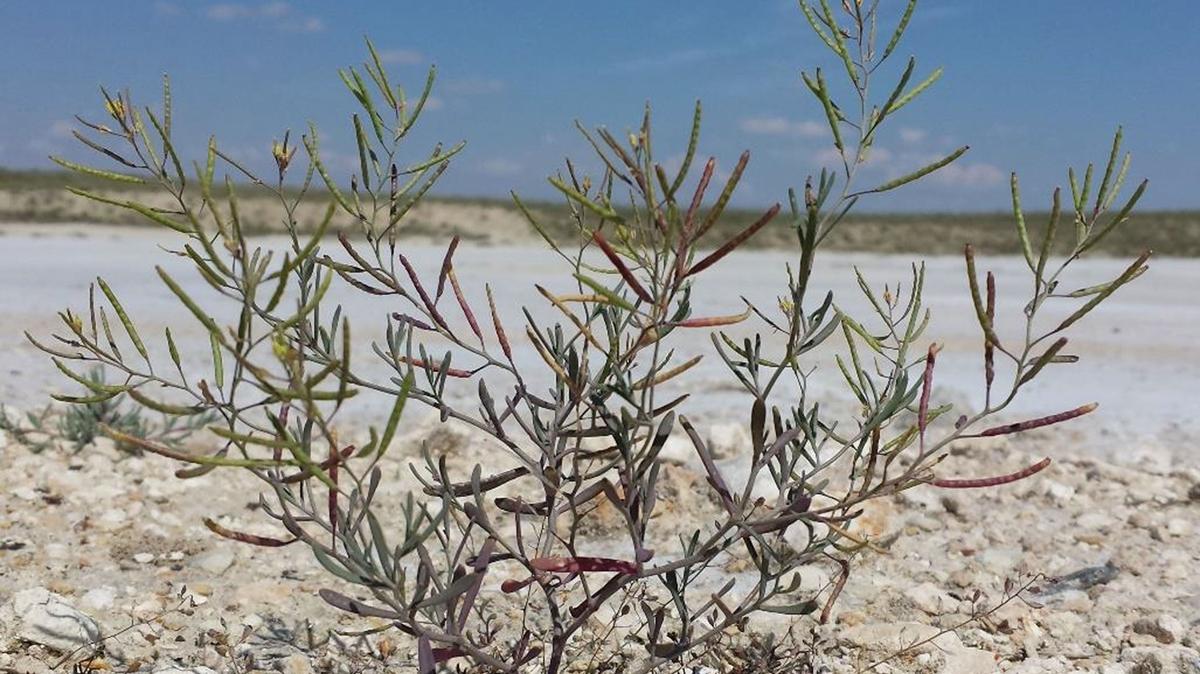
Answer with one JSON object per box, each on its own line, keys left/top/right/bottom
{"left": 105, "top": 98, "right": 125, "bottom": 121}
{"left": 272, "top": 139, "right": 297, "bottom": 173}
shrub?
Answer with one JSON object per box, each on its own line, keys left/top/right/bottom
{"left": 32, "top": 1, "right": 1149, "bottom": 671}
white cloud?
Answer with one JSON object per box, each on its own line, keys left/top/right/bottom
{"left": 927, "top": 161, "right": 1005, "bottom": 188}
{"left": 740, "top": 116, "right": 825, "bottom": 139}
{"left": 377, "top": 49, "right": 423, "bottom": 65}
{"left": 813, "top": 147, "right": 844, "bottom": 165}
{"left": 477, "top": 158, "right": 522, "bottom": 177}
{"left": 807, "top": 119, "right": 1003, "bottom": 191}
{"left": 877, "top": 147, "right": 1005, "bottom": 189}
{"left": 154, "top": 1, "right": 182, "bottom": 16}
{"left": 284, "top": 16, "right": 324, "bottom": 33}
{"left": 203, "top": 2, "right": 324, "bottom": 32}
{"left": 899, "top": 127, "right": 927, "bottom": 145}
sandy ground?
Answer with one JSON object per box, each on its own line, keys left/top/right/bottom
{"left": 1, "top": 222, "right": 1196, "bottom": 464}
{"left": 0, "top": 223, "right": 1198, "bottom": 673}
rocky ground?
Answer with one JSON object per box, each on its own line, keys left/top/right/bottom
{"left": 0, "top": 409, "right": 1197, "bottom": 674}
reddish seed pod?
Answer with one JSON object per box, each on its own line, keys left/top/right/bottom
{"left": 974, "top": 403, "right": 1098, "bottom": 437}
{"left": 676, "top": 309, "right": 751, "bottom": 328}
{"left": 486, "top": 285, "right": 513, "bottom": 361}
{"left": 203, "top": 517, "right": 297, "bottom": 547}
{"left": 685, "top": 158, "right": 716, "bottom": 232}
{"left": 436, "top": 235, "right": 461, "bottom": 300}
{"left": 501, "top": 577, "right": 536, "bottom": 593}
{"left": 398, "top": 253, "right": 448, "bottom": 329}
{"left": 592, "top": 231, "right": 653, "bottom": 304}
{"left": 985, "top": 271, "right": 996, "bottom": 392}
{"left": 932, "top": 457, "right": 1052, "bottom": 489}
{"left": 448, "top": 269, "right": 483, "bottom": 341}
{"left": 918, "top": 343, "right": 939, "bottom": 451}
{"left": 685, "top": 202, "right": 781, "bottom": 278}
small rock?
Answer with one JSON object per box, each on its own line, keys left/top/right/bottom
{"left": 942, "top": 647, "right": 997, "bottom": 674}
{"left": 45, "top": 578, "right": 75, "bottom": 596}
{"left": 853, "top": 498, "right": 899, "bottom": 541}
{"left": 904, "top": 582, "right": 958, "bottom": 616}
{"left": 706, "top": 422, "right": 749, "bottom": 459}
{"left": 44, "top": 543, "right": 69, "bottom": 560}
{"left": 96, "top": 508, "right": 128, "bottom": 530}
{"left": 949, "top": 568, "right": 977, "bottom": 589}
{"left": 1133, "top": 614, "right": 1188, "bottom": 645}
{"left": 1164, "top": 518, "right": 1192, "bottom": 538}
{"left": 1076, "top": 511, "right": 1117, "bottom": 530}
{"left": 1121, "top": 645, "right": 1200, "bottom": 674}
{"left": 976, "top": 546, "right": 1023, "bottom": 574}
{"left": 160, "top": 611, "right": 190, "bottom": 631}
{"left": 12, "top": 487, "right": 38, "bottom": 502}
{"left": 1035, "top": 561, "right": 1119, "bottom": 597}
{"left": 191, "top": 547, "right": 235, "bottom": 575}
{"left": 1188, "top": 483, "right": 1200, "bottom": 502}
{"left": 241, "top": 612, "right": 265, "bottom": 631}
{"left": 907, "top": 513, "right": 942, "bottom": 532}
{"left": 837, "top": 610, "right": 867, "bottom": 627}
{"left": 81, "top": 586, "right": 118, "bottom": 611}
{"left": 279, "top": 653, "right": 316, "bottom": 674}
{"left": 1043, "top": 480, "right": 1075, "bottom": 503}
{"left": 153, "top": 668, "right": 219, "bottom": 674}
{"left": 0, "top": 538, "right": 28, "bottom": 551}
{"left": 1005, "top": 657, "right": 1072, "bottom": 673}
{"left": 1129, "top": 511, "right": 1157, "bottom": 530}
{"left": 1, "top": 587, "right": 102, "bottom": 653}
{"left": 1057, "top": 591, "right": 1093, "bottom": 613}
{"left": 133, "top": 552, "right": 156, "bottom": 564}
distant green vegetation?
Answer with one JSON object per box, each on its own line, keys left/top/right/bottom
{"left": 2, "top": 168, "right": 1197, "bottom": 256}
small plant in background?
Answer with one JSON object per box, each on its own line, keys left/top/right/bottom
{"left": 1, "top": 366, "right": 213, "bottom": 453}
{"left": 31, "top": 0, "right": 1149, "bottom": 671}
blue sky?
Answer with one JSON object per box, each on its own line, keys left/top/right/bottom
{"left": 1, "top": 1, "right": 1197, "bottom": 211}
